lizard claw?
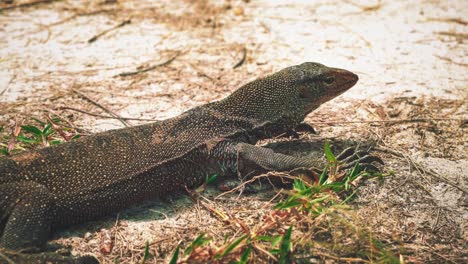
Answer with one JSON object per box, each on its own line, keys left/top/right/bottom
{"left": 285, "top": 123, "right": 317, "bottom": 138}
{"left": 336, "top": 146, "right": 384, "bottom": 172}
{"left": 294, "top": 123, "right": 317, "bottom": 134}
{"left": 336, "top": 147, "right": 356, "bottom": 160}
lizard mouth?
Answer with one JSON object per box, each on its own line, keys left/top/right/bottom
{"left": 333, "top": 68, "right": 359, "bottom": 92}
{"left": 304, "top": 69, "right": 359, "bottom": 114}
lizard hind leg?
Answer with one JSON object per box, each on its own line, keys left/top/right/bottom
{"left": 0, "top": 181, "right": 54, "bottom": 251}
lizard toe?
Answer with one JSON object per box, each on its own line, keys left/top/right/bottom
{"left": 341, "top": 155, "right": 384, "bottom": 170}
{"left": 336, "top": 147, "right": 356, "bottom": 160}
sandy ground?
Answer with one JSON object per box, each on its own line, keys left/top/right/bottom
{"left": 0, "top": 0, "right": 467, "bottom": 263}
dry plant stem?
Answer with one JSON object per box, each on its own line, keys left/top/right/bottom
{"left": 16, "top": 9, "right": 117, "bottom": 39}
{"left": 253, "top": 243, "right": 278, "bottom": 261}
{"left": 0, "top": 252, "right": 15, "bottom": 264}
{"left": 426, "top": 17, "right": 468, "bottom": 26}
{"left": 233, "top": 47, "right": 247, "bottom": 69}
{"left": 88, "top": 19, "right": 131, "bottom": 43}
{"left": 215, "top": 172, "right": 293, "bottom": 200}
{"left": 0, "top": 0, "right": 60, "bottom": 11}
{"left": 43, "top": 109, "right": 91, "bottom": 134}
{"left": 57, "top": 106, "right": 160, "bottom": 122}
{"left": 301, "top": 252, "right": 369, "bottom": 263}
{"left": 116, "top": 52, "right": 180, "bottom": 77}
{"left": 310, "top": 117, "right": 464, "bottom": 125}
{"left": 435, "top": 55, "right": 468, "bottom": 67}
{"left": 374, "top": 146, "right": 468, "bottom": 194}
{"left": 71, "top": 88, "right": 130, "bottom": 127}
{"left": 342, "top": 0, "right": 382, "bottom": 12}
{"left": 436, "top": 31, "right": 468, "bottom": 38}
{"left": 0, "top": 75, "right": 16, "bottom": 97}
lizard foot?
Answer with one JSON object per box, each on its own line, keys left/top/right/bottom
{"left": 285, "top": 122, "right": 317, "bottom": 138}
{"left": 336, "top": 146, "right": 384, "bottom": 172}
{"left": 217, "top": 178, "right": 265, "bottom": 194}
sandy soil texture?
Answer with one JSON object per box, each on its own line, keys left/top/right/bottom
{"left": 0, "top": 0, "right": 466, "bottom": 263}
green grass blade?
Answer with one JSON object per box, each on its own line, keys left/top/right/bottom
{"left": 216, "top": 234, "right": 247, "bottom": 259}
{"left": 20, "top": 125, "right": 42, "bottom": 136}
{"left": 169, "top": 245, "right": 180, "bottom": 264}
{"left": 205, "top": 174, "right": 218, "bottom": 185}
{"left": 184, "top": 233, "right": 211, "bottom": 255}
{"left": 278, "top": 225, "right": 293, "bottom": 264}
{"left": 16, "top": 135, "right": 38, "bottom": 144}
{"left": 318, "top": 165, "right": 328, "bottom": 185}
{"left": 142, "top": 241, "right": 151, "bottom": 264}
{"left": 237, "top": 245, "right": 252, "bottom": 264}
{"left": 30, "top": 117, "right": 46, "bottom": 126}
{"left": 293, "top": 178, "right": 307, "bottom": 191}
{"left": 324, "top": 142, "right": 336, "bottom": 163}
{"left": 42, "top": 123, "right": 52, "bottom": 136}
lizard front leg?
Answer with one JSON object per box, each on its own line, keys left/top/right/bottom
{"left": 213, "top": 141, "right": 382, "bottom": 191}
{"left": 0, "top": 182, "right": 53, "bottom": 251}
{"left": 0, "top": 182, "right": 99, "bottom": 264}
{"left": 235, "top": 142, "right": 320, "bottom": 175}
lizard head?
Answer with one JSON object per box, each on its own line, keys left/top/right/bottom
{"left": 213, "top": 62, "right": 358, "bottom": 130}
{"left": 287, "top": 62, "right": 358, "bottom": 116}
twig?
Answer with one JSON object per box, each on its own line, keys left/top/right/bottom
{"left": 15, "top": 9, "right": 117, "bottom": 39}
{"left": 302, "top": 252, "right": 370, "bottom": 263}
{"left": 141, "top": 238, "right": 170, "bottom": 248}
{"left": 374, "top": 146, "right": 468, "bottom": 194}
{"left": 71, "top": 88, "right": 130, "bottom": 127}
{"left": 43, "top": 108, "right": 90, "bottom": 134}
{"left": 233, "top": 47, "right": 247, "bottom": 69}
{"left": 57, "top": 106, "right": 160, "bottom": 122}
{"left": 215, "top": 172, "right": 293, "bottom": 200}
{"left": 0, "top": 0, "right": 60, "bottom": 11}
{"left": 435, "top": 55, "right": 468, "bottom": 67}
{"left": 426, "top": 17, "right": 467, "bottom": 26}
{"left": 310, "top": 118, "right": 464, "bottom": 125}
{"left": 435, "top": 31, "right": 468, "bottom": 39}
{"left": 252, "top": 244, "right": 278, "bottom": 262}
{"left": 88, "top": 19, "right": 131, "bottom": 43}
{"left": 0, "top": 251, "right": 15, "bottom": 264}
{"left": 0, "top": 74, "right": 15, "bottom": 97}
{"left": 342, "top": 0, "right": 382, "bottom": 12}
{"left": 116, "top": 52, "right": 180, "bottom": 77}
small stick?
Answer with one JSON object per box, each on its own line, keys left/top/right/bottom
{"left": 426, "top": 17, "right": 467, "bottom": 26}
{"left": 57, "top": 106, "right": 160, "bottom": 122}
{"left": 300, "top": 252, "right": 369, "bottom": 263}
{"left": 0, "top": 74, "right": 15, "bottom": 97}
{"left": 0, "top": 0, "right": 60, "bottom": 11}
{"left": 116, "top": 52, "right": 180, "bottom": 77}
{"left": 309, "top": 118, "right": 464, "bottom": 125}
{"left": 0, "top": 251, "right": 15, "bottom": 264}
{"left": 342, "top": 0, "right": 382, "bottom": 12}
{"left": 71, "top": 88, "right": 130, "bottom": 127}
{"left": 88, "top": 19, "right": 131, "bottom": 43}
{"left": 233, "top": 47, "right": 247, "bottom": 69}
{"left": 435, "top": 55, "right": 468, "bottom": 67}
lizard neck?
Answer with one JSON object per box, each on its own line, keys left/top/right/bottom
{"left": 203, "top": 102, "right": 304, "bottom": 141}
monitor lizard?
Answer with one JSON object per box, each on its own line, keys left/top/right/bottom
{"left": 0, "top": 62, "right": 381, "bottom": 263}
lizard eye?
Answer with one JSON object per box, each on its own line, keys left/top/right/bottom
{"left": 324, "top": 76, "right": 335, "bottom": 85}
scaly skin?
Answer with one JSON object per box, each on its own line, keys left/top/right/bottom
{"left": 0, "top": 62, "right": 364, "bottom": 263}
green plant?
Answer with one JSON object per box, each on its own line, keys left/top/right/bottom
{"left": 0, "top": 117, "right": 80, "bottom": 155}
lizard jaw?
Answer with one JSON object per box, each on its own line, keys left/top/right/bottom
{"left": 331, "top": 68, "right": 359, "bottom": 93}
